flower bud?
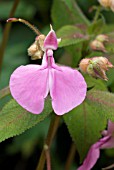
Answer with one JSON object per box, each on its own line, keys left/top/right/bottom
{"left": 110, "top": 0, "right": 114, "bottom": 11}
{"left": 35, "top": 34, "right": 45, "bottom": 51}
{"left": 87, "top": 60, "right": 108, "bottom": 81}
{"left": 79, "top": 58, "right": 90, "bottom": 73}
{"left": 79, "top": 56, "right": 113, "bottom": 81}
{"left": 98, "top": 0, "right": 110, "bottom": 8}
{"left": 96, "top": 34, "right": 109, "bottom": 43}
{"left": 28, "top": 34, "right": 45, "bottom": 60}
{"left": 90, "top": 40, "right": 107, "bottom": 52}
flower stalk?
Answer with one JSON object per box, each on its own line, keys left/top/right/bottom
{"left": 0, "top": 0, "right": 20, "bottom": 72}
{"left": 36, "top": 114, "right": 60, "bottom": 170}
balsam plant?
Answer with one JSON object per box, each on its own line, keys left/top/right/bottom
{"left": 1, "top": 0, "right": 114, "bottom": 170}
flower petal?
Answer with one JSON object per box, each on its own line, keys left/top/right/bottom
{"left": 101, "top": 121, "right": 114, "bottom": 148}
{"left": 78, "top": 136, "right": 109, "bottom": 170}
{"left": 78, "top": 141, "right": 101, "bottom": 170}
{"left": 101, "top": 136, "right": 114, "bottom": 149}
{"left": 10, "top": 65, "right": 49, "bottom": 114}
{"left": 107, "top": 120, "right": 114, "bottom": 135}
{"left": 44, "top": 29, "right": 58, "bottom": 50}
{"left": 49, "top": 66, "right": 87, "bottom": 115}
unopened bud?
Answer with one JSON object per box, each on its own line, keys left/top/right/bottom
{"left": 92, "top": 56, "right": 113, "bottom": 70}
{"left": 87, "top": 60, "right": 108, "bottom": 81}
{"left": 96, "top": 34, "right": 109, "bottom": 43}
{"left": 79, "top": 56, "right": 113, "bottom": 81}
{"left": 79, "top": 58, "right": 90, "bottom": 73}
{"left": 98, "top": 0, "right": 114, "bottom": 12}
{"left": 98, "top": 0, "right": 110, "bottom": 8}
{"left": 90, "top": 40, "right": 107, "bottom": 52}
{"left": 35, "top": 34, "right": 46, "bottom": 51}
{"left": 28, "top": 34, "right": 45, "bottom": 60}
{"left": 110, "top": 0, "right": 114, "bottom": 11}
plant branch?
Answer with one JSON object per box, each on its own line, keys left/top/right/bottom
{"left": 36, "top": 114, "right": 60, "bottom": 170}
{"left": 93, "top": 6, "right": 102, "bottom": 23}
{"left": 44, "top": 144, "right": 51, "bottom": 170}
{"left": 0, "top": 86, "right": 10, "bottom": 99}
{"left": 65, "top": 143, "right": 76, "bottom": 170}
{"left": 0, "top": 0, "right": 20, "bottom": 72}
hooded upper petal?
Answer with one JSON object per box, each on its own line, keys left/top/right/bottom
{"left": 49, "top": 65, "right": 87, "bottom": 115}
{"left": 10, "top": 64, "right": 49, "bottom": 114}
{"left": 43, "top": 27, "right": 58, "bottom": 50}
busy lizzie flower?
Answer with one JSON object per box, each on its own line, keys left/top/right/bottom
{"left": 78, "top": 120, "right": 114, "bottom": 170}
{"left": 9, "top": 26, "right": 87, "bottom": 115}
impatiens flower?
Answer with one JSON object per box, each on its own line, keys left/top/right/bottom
{"left": 78, "top": 120, "right": 114, "bottom": 170}
{"left": 9, "top": 26, "right": 87, "bottom": 115}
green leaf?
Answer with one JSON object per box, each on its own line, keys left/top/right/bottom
{"left": 64, "top": 99, "right": 107, "bottom": 162}
{"left": 86, "top": 90, "right": 114, "bottom": 121}
{"left": 88, "top": 19, "right": 105, "bottom": 35}
{"left": 0, "top": 98, "right": 52, "bottom": 142}
{"left": 64, "top": 90, "right": 114, "bottom": 161}
{"left": 51, "top": 0, "right": 89, "bottom": 30}
{"left": 57, "top": 25, "right": 88, "bottom": 47}
{"left": 7, "top": 117, "right": 50, "bottom": 157}
{"left": 84, "top": 74, "right": 107, "bottom": 91}
{"left": 65, "top": 43, "right": 82, "bottom": 67}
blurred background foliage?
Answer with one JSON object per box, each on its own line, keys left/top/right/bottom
{"left": 1, "top": 0, "right": 114, "bottom": 170}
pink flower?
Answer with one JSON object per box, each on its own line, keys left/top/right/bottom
{"left": 10, "top": 27, "right": 87, "bottom": 115}
{"left": 78, "top": 120, "right": 114, "bottom": 170}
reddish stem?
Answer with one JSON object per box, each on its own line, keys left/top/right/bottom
{"left": 0, "top": 0, "right": 20, "bottom": 72}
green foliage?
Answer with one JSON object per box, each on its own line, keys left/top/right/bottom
{"left": 51, "top": 0, "right": 89, "bottom": 30}
{"left": 84, "top": 74, "right": 107, "bottom": 91}
{"left": 64, "top": 90, "right": 114, "bottom": 161}
{"left": 0, "top": 1, "right": 36, "bottom": 19}
{"left": 64, "top": 99, "right": 107, "bottom": 162}
{"left": 1, "top": 25, "right": 34, "bottom": 89}
{"left": 87, "top": 90, "right": 114, "bottom": 121}
{"left": 7, "top": 117, "right": 50, "bottom": 157}
{"left": 88, "top": 19, "right": 105, "bottom": 35}
{"left": 57, "top": 25, "right": 88, "bottom": 47}
{"left": 1, "top": 0, "right": 114, "bottom": 169}
{"left": 0, "top": 98, "right": 52, "bottom": 142}
{"left": 65, "top": 43, "right": 83, "bottom": 67}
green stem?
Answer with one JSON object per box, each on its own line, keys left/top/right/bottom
{"left": 65, "top": 143, "right": 76, "bottom": 170}
{"left": 93, "top": 6, "right": 102, "bottom": 23}
{"left": 36, "top": 114, "right": 60, "bottom": 170}
{"left": 0, "top": 86, "right": 10, "bottom": 99}
{"left": 0, "top": 0, "right": 20, "bottom": 72}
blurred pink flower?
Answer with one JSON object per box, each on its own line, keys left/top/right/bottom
{"left": 78, "top": 120, "right": 114, "bottom": 170}
{"left": 10, "top": 27, "right": 87, "bottom": 115}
